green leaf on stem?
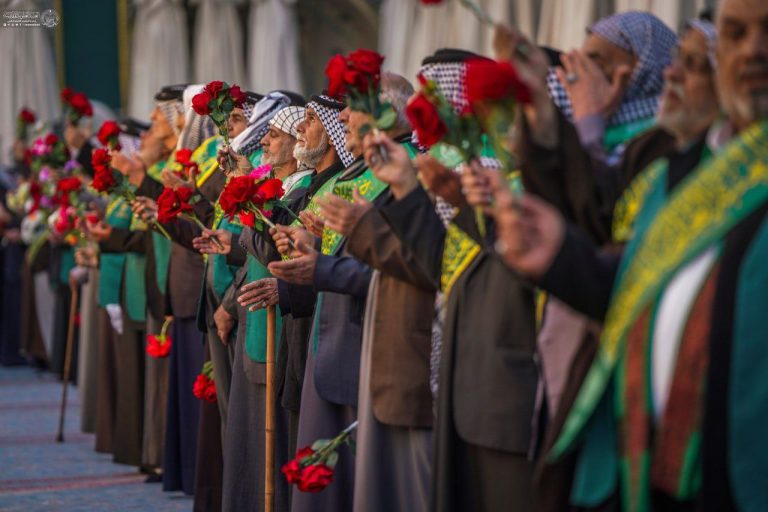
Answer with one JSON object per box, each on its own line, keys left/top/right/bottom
{"left": 326, "top": 451, "right": 339, "bottom": 468}
{"left": 375, "top": 107, "right": 397, "bottom": 130}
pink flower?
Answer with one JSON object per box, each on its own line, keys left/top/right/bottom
{"left": 248, "top": 164, "right": 272, "bottom": 180}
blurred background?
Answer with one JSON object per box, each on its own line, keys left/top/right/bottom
{"left": 0, "top": 0, "right": 716, "bottom": 165}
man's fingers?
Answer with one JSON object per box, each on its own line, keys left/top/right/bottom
{"left": 352, "top": 188, "right": 369, "bottom": 206}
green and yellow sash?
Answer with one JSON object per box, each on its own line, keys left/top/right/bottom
{"left": 98, "top": 197, "right": 132, "bottom": 306}
{"left": 550, "top": 120, "right": 768, "bottom": 468}
{"left": 193, "top": 135, "right": 223, "bottom": 188}
{"left": 440, "top": 171, "right": 523, "bottom": 297}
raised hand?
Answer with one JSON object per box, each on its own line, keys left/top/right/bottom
{"left": 237, "top": 278, "right": 278, "bottom": 312}
{"left": 298, "top": 210, "right": 326, "bottom": 238}
{"left": 270, "top": 225, "right": 314, "bottom": 258}
{"left": 490, "top": 171, "right": 565, "bottom": 279}
{"left": 555, "top": 50, "right": 632, "bottom": 121}
{"left": 417, "top": 155, "right": 465, "bottom": 207}
{"left": 316, "top": 190, "right": 372, "bottom": 237}
{"left": 131, "top": 197, "right": 158, "bottom": 224}
{"left": 192, "top": 228, "right": 232, "bottom": 255}
{"left": 267, "top": 234, "right": 318, "bottom": 285}
{"left": 363, "top": 132, "right": 418, "bottom": 199}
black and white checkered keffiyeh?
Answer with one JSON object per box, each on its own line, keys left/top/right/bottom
{"left": 684, "top": 19, "right": 717, "bottom": 67}
{"left": 117, "top": 134, "right": 142, "bottom": 157}
{"left": 269, "top": 106, "right": 306, "bottom": 138}
{"left": 549, "top": 11, "right": 677, "bottom": 127}
{"left": 306, "top": 95, "right": 355, "bottom": 167}
{"left": 232, "top": 91, "right": 292, "bottom": 156}
{"left": 157, "top": 100, "right": 183, "bottom": 135}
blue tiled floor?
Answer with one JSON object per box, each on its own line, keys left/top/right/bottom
{"left": 0, "top": 366, "right": 192, "bottom": 511}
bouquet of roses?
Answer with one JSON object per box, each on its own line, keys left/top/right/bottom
{"left": 192, "top": 81, "right": 246, "bottom": 170}
{"left": 29, "top": 133, "right": 71, "bottom": 173}
{"left": 465, "top": 58, "right": 532, "bottom": 171}
{"left": 96, "top": 120, "right": 121, "bottom": 151}
{"left": 174, "top": 148, "right": 199, "bottom": 181}
{"left": 61, "top": 87, "right": 93, "bottom": 124}
{"left": 406, "top": 74, "right": 486, "bottom": 167}
{"left": 146, "top": 317, "right": 172, "bottom": 358}
{"left": 156, "top": 185, "right": 225, "bottom": 249}
{"left": 90, "top": 148, "right": 172, "bottom": 240}
{"left": 282, "top": 420, "right": 358, "bottom": 493}
{"left": 218, "top": 164, "right": 294, "bottom": 230}
{"left": 16, "top": 108, "right": 36, "bottom": 140}
{"left": 193, "top": 361, "right": 217, "bottom": 403}
{"left": 325, "top": 49, "right": 396, "bottom": 133}
{"left": 48, "top": 205, "right": 84, "bottom": 246}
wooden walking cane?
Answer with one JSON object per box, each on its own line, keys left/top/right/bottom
{"left": 56, "top": 282, "right": 79, "bottom": 443}
{"left": 265, "top": 304, "right": 277, "bottom": 512}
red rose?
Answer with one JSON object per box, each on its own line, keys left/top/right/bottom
{"left": 347, "top": 49, "right": 384, "bottom": 77}
{"left": 219, "top": 176, "right": 258, "bottom": 216}
{"left": 70, "top": 93, "right": 93, "bottom": 117}
{"left": 342, "top": 68, "right": 369, "bottom": 95}
{"left": 146, "top": 334, "right": 171, "bottom": 358}
{"left": 193, "top": 374, "right": 208, "bottom": 399}
{"left": 156, "top": 186, "right": 194, "bottom": 223}
{"left": 405, "top": 93, "right": 447, "bottom": 147}
{"left": 282, "top": 459, "right": 303, "bottom": 485}
{"left": 97, "top": 120, "right": 121, "bottom": 147}
{"left": 325, "top": 54, "right": 349, "bottom": 99}
{"left": 85, "top": 213, "right": 101, "bottom": 225}
{"left": 206, "top": 80, "right": 224, "bottom": 97}
{"left": 465, "top": 59, "right": 533, "bottom": 106}
{"left": 45, "top": 133, "right": 59, "bottom": 146}
{"left": 229, "top": 85, "right": 246, "bottom": 107}
{"left": 19, "top": 108, "right": 36, "bottom": 124}
{"left": 192, "top": 91, "right": 213, "bottom": 116}
{"left": 297, "top": 464, "right": 334, "bottom": 493}
{"left": 238, "top": 210, "right": 256, "bottom": 228}
{"left": 256, "top": 178, "right": 284, "bottom": 203}
{"left": 203, "top": 381, "right": 217, "bottom": 403}
{"left": 91, "top": 166, "right": 117, "bottom": 193}
{"left": 56, "top": 177, "right": 82, "bottom": 194}
{"left": 176, "top": 148, "right": 193, "bottom": 166}
{"left": 60, "top": 87, "right": 73, "bottom": 102}
{"left": 91, "top": 148, "right": 111, "bottom": 170}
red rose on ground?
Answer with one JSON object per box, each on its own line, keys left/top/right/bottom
{"left": 91, "top": 166, "right": 117, "bottom": 193}
{"left": 193, "top": 374, "right": 208, "bottom": 399}
{"left": 192, "top": 91, "right": 213, "bottom": 116}
{"left": 297, "top": 464, "right": 334, "bottom": 493}
{"left": 238, "top": 210, "right": 256, "bottom": 228}
{"left": 60, "top": 87, "right": 73, "bottom": 102}
{"left": 176, "top": 148, "right": 193, "bottom": 166}
{"left": 91, "top": 148, "right": 111, "bottom": 170}
{"left": 19, "top": 108, "right": 36, "bottom": 124}
{"left": 405, "top": 93, "right": 448, "bottom": 147}
{"left": 347, "top": 49, "right": 384, "bottom": 76}
{"left": 156, "top": 186, "right": 194, "bottom": 223}
{"left": 229, "top": 85, "right": 246, "bottom": 107}
{"left": 256, "top": 178, "right": 284, "bottom": 203}
{"left": 45, "top": 133, "right": 59, "bottom": 146}
{"left": 206, "top": 80, "right": 224, "bottom": 97}
{"left": 465, "top": 59, "right": 533, "bottom": 105}
{"left": 57, "top": 177, "right": 82, "bottom": 194}
{"left": 325, "top": 54, "right": 349, "bottom": 99}
{"left": 97, "top": 120, "right": 121, "bottom": 147}
{"left": 203, "top": 381, "right": 217, "bottom": 403}
{"left": 70, "top": 93, "right": 93, "bottom": 117}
